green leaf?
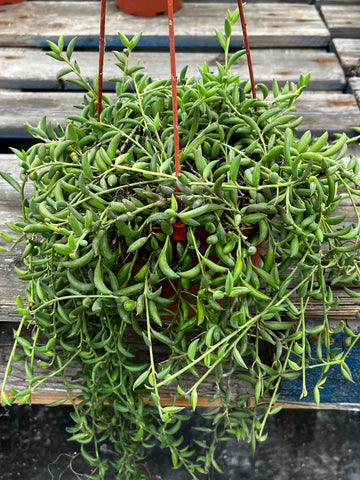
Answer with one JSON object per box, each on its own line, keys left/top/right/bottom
{"left": 225, "top": 271, "right": 234, "bottom": 295}
{"left": 0, "top": 171, "right": 21, "bottom": 192}
{"left": 228, "top": 49, "right": 246, "bottom": 69}
{"left": 129, "top": 31, "right": 142, "bottom": 49}
{"left": 66, "top": 37, "right": 78, "bottom": 59}
{"left": 191, "top": 388, "right": 198, "bottom": 411}
{"left": 224, "top": 17, "right": 232, "bottom": 38}
{"left": 46, "top": 51, "right": 63, "bottom": 62}
{"left": 254, "top": 379, "right": 262, "bottom": 403}
{"left": 187, "top": 339, "right": 199, "bottom": 361}
{"left": 118, "top": 32, "right": 130, "bottom": 48}
{"left": 205, "top": 325, "right": 216, "bottom": 347}
{"left": 14, "top": 335, "right": 32, "bottom": 350}
{"left": 214, "top": 28, "right": 226, "bottom": 50}
{"left": 313, "top": 386, "right": 320, "bottom": 407}
{"left": 340, "top": 363, "right": 355, "bottom": 383}
{"left": 56, "top": 67, "right": 73, "bottom": 79}
{"left": 211, "top": 457, "right": 224, "bottom": 474}
{"left": 171, "top": 451, "right": 178, "bottom": 468}
{"left": 0, "top": 232, "right": 18, "bottom": 242}
{"left": 233, "top": 347, "right": 247, "bottom": 369}
{"left": 46, "top": 40, "right": 61, "bottom": 55}
{"left": 53, "top": 243, "right": 73, "bottom": 255}
{"left": 1, "top": 391, "right": 12, "bottom": 406}
{"left": 272, "top": 78, "right": 279, "bottom": 98}
{"left": 270, "top": 403, "right": 285, "bottom": 415}
{"left": 127, "top": 237, "right": 148, "bottom": 253}
{"left": 58, "top": 35, "right": 64, "bottom": 53}
{"left": 47, "top": 397, "right": 69, "bottom": 407}
{"left": 133, "top": 368, "right": 150, "bottom": 390}
{"left": 288, "top": 359, "right": 301, "bottom": 371}
{"left": 68, "top": 432, "right": 92, "bottom": 444}
{"left": 231, "top": 8, "right": 240, "bottom": 24}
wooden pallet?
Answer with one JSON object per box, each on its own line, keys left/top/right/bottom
{"left": 1, "top": 0, "right": 360, "bottom": 409}
{"left": 333, "top": 39, "right": 360, "bottom": 77}
{"left": 320, "top": 5, "right": 360, "bottom": 38}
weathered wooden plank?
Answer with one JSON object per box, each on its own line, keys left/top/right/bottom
{"left": 294, "top": 91, "right": 360, "bottom": 135}
{"left": 332, "top": 39, "right": 360, "bottom": 77}
{"left": 0, "top": 47, "right": 345, "bottom": 91}
{"left": 320, "top": 5, "right": 360, "bottom": 38}
{"left": 0, "top": 91, "right": 80, "bottom": 138}
{"left": 350, "top": 78, "right": 360, "bottom": 106}
{"left": 316, "top": 0, "right": 360, "bottom": 4}
{"left": 0, "top": 2, "right": 330, "bottom": 48}
{"left": 1, "top": 320, "right": 360, "bottom": 407}
{"left": 0, "top": 90, "right": 358, "bottom": 138}
{"left": 349, "top": 78, "right": 360, "bottom": 114}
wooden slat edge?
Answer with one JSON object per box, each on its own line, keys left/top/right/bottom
{"left": 5, "top": 391, "right": 360, "bottom": 411}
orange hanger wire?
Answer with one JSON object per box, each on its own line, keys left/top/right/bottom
{"left": 167, "top": 0, "right": 181, "bottom": 177}
{"left": 97, "top": 0, "right": 107, "bottom": 121}
{"left": 237, "top": 0, "right": 257, "bottom": 100}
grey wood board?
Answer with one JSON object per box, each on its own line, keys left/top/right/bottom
{"left": 0, "top": 47, "right": 345, "bottom": 91}
{"left": 0, "top": 2, "right": 330, "bottom": 48}
{"left": 1, "top": 321, "right": 360, "bottom": 408}
{"left": 320, "top": 5, "right": 360, "bottom": 38}
{"left": 333, "top": 39, "right": 360, "bottom": 76}
{"left": 316, "top": 0, "right": 360, "bottom": 4}
{"left": 350, "top": 77, "right": 360, "bottom": 106}
{"left": 0, "top": 90, "right": 358, "bottom": 138}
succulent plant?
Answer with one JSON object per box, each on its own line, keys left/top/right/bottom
{"left": 1, "top": 9, "right": 360, "bottom": 480}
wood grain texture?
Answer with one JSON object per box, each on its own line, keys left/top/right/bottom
{"left": 0, "top": 47, "right": 345, "bottom": 91}
{"left": 320, "top": 5, "right": 360, "bottom": 38}
{"left": 350, "top": 78, "right": 360, "bottom": 106}
{"left": 316, "top": 0, "right": 360, "bottom": 4}
{"left": 1, "top": 321, "right": 360, "bottom": 407}
{"left": 294, "top": 91, "right": 360, "bottom": 136}
{"left": 333, "top": 39, "right": 360, "bottom": 77}
{"left": 0, "top": 2, "right": 330, "bottom": 48}
{"left": 0, "top": 89, "right": 358, "bottom": 138}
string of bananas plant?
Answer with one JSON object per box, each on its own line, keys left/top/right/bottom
{"left": 1, "top": 9, "right": 360, "bottom": 480}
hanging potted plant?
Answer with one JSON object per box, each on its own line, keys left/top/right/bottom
{"left": 115, "top": 0, "right": 183, "bottom": 17}
{"left": 1, "top": 8, "right": 360, "bottom": 480}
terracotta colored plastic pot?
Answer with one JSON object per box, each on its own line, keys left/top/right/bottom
{"left": 0, "top": 0, "right": 26, "bottom": 3}
{"left": 115, "top": 0, "right": 183, "bottom": 17}
{"left": 128, "top": 225, "right": 264, "bottom": 321}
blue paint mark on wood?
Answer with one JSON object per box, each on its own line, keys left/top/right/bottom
{"left": 279, "top": 328, "right": 360, "bottom": 405}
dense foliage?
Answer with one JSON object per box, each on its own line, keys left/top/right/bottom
{"left": 2, "top": 10, "right": 360, "bottom": 479}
